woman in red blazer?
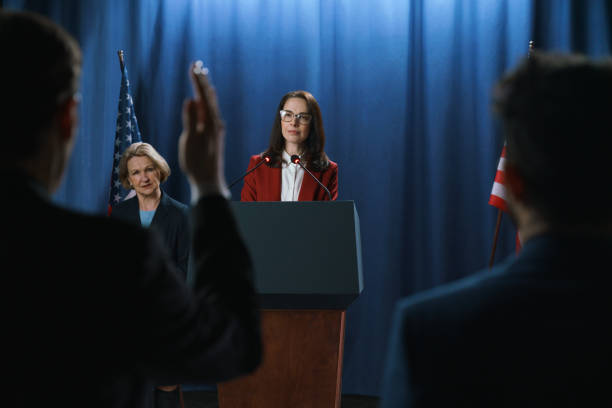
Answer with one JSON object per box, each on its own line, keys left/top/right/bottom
{"left": 241, "top": 90, "right": 338, "bottom": 201}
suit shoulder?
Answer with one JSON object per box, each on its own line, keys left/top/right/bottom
{"left": 248, "top": 154, "right": 265, "bottom": 169}
{"left": 77, "top": 209, "right": 147, "bottom": 238}
{"left": 395, "top": 261, "right": 513, "bottom": 316}
{"left": 161, "top": 194, "right": 189, "bottom": 220}
{"left": 112, "top": 196, "right": 137, "bottom": 210}
{"left": 110, "top": 196, "right": 137, "bottom": 219}
{"left": 50, "top": 206, "right": 153, "bottom": 261}
{"left": 164, "top": 194, "right": 188, "bottom": 211}
{"left": 321, "top": 159, "right": 337, "bottom": 173}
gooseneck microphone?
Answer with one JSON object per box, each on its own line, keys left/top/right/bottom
{"left": 228, "top": 154, "right": 271, "bottom": 188}
{"left": 290, "top": 155, "right": 332, "bottom": 201}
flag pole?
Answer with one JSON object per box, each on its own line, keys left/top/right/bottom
{"left": 528, "top": 40, "right": 534, "bottom": 58}
{"left": 117, "top": 50, "right": 125, "bottom": 72}
{"left": 488, "top": 209, "right": 503, "bottom": 268}
{"left": 488, "top": 40, "right": 533, "bottom": 268}
{"left": 113, "top": 50, "right": 185, "bottom": 406}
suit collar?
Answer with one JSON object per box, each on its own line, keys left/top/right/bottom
{"left": 281, "top": 150, "right": 304, "bottom": 168}
{"left": 298, "top": 167, "right": 319, "bottom": 201}
{"left": 124, "top": 189, "right": 168, "bottom": 226}
{"left": 509, "top": 232, "right": 612, "bottom": 278}
{"left": 5, "top": 167, "right": 50, "bottom": 203}
{"left": 520, "top": 232, "right": 612, "bottom": 257}
{"left": 150, "top": 190, "right": 169, "bottom": 227}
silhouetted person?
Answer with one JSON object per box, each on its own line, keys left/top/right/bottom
{"left": 1, "top": 10, "right": 261, "bottom": 408}
{"left": 381, "top": 52, "right": 612, "bottom": 407}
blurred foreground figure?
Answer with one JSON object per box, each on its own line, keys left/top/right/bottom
{"left": 381, "top": 52, "right": 612, "bottom": 407}
{"left": 1, "top": 10, "right": 261, "bottom": 408}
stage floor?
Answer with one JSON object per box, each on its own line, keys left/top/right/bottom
{"left": 183, "top": 390, "right": 379, "bottom": 408}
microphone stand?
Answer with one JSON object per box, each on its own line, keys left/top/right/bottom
{"left": 290, "top": 155, "right": 332, "bottom": 201}
{"left": 228, "top": 155, "right": 271, "bottom": 188}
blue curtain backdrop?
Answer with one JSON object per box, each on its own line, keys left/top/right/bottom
{"left": 5, "top": 0, "right": 610, "bottom": 396}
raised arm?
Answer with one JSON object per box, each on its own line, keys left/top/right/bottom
{"left": 130, "top": 62, "right": 261, "bottom": 384}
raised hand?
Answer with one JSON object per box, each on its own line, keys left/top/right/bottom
{"left": 179, "top": 61, "right": 229, "bottom": 200}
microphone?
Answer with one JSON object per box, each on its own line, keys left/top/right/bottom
{"left": 290, "top": 155, "right": 332, "bottom": 201}
{"left": 228, "top": 154, "right": 271, "bottom": 188}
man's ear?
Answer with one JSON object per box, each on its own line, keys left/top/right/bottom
{"left": 57, "top": 96, "right": 79, "bottom": 142}
{"left": 505, "top": 162, "right": 525, "bottom": 202}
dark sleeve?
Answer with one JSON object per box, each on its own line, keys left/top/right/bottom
{"left": 110, "top": 199, "right": 138, "bottom": 225}
{"left": 109, "top": 205, "right": 125, "bottom": 220}
{"left": 174, "top": 207, "right": 191, "bottom": 281}
{"left": 380, "top": 300, "right": 415, "bottom": 408}
{"left": 126, "top": 195, "right": 261, "bottom": 384}
{"left": 240, "top": 156, "right": 258, "bottom": 202}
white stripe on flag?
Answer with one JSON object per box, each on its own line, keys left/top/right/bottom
{"left": 491, "top": 181, "right": 507, "bottom": 201}
{"left": 124, "top": 190, "right": 136, "bottom": 200}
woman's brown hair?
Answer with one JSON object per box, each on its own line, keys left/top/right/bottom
{"left": 263, "top": 90, "right": 330, "bottom": 171}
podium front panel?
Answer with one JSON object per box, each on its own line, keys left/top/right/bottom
{"left": 230, "top": 201, "right": 363, "bottom": 309}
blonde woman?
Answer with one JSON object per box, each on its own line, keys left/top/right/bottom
{"left": 112, "top": 142, "right": 189, "bottom": 408}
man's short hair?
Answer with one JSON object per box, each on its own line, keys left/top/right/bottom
{"left": 0, "top": 10, "right": 82, "bottom": 161}
{"left": 493, "top": 52, "right": 612, "bottom": 226}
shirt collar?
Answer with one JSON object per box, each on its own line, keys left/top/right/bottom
{"left": 282, "top": 150, "right": 304, "bottom": 168}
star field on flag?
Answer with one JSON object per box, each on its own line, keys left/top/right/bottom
{"left": 108, "top": 61, "right": 142, "bottom": 215}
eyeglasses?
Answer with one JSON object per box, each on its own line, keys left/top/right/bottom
{"left": 279, "top": 110, "right": 312, "bottom": 124}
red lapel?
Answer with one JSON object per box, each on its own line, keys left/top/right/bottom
{"left": 298, "top": 168, "right": 319, "bottom": 201}
{"left": 264, "top": 166, "right": 282, "bottom": 201}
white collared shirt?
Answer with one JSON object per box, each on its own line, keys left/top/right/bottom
{"left": 281, "top": 150, "right": 305, "bottom": 202}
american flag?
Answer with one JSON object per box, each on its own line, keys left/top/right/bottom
{"left": 489, "top": 144, "right": 521, "bottom": 252}
{"left": 489, "top": 145, "right": 508, "bottom": 212}
{"left": 489, "top": 42, "right": 532, "bottom": 255}
{"left": 107, "top": 61, "right": 142, "bottom": 215}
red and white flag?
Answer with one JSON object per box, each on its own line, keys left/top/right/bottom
{"left": 489, "top": 145, "right": 522, "bottom": 252}
{"left": 489, "top": 146, "right": 509, "bottom": 212}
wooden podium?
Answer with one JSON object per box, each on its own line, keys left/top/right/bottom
{"left": 218, "top": 201, "right": 363, "bottom": 408}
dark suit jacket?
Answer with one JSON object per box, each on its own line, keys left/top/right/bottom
{"left": 240, "top": 154, "right": 338, "bottom": 201}
{"left": 111, "top": 191, "right": 190, "bottom": 280}
{"left": 381, "top": 233, "right": 612, "bottom": 407}
{"left": 4, "top": 170, "right": 261, "bottom": 408}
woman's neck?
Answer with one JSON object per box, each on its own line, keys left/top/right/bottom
{"left": 284, "top": 143, "right": 303, "bottom": 157}
{"left": 137, "top": 189, "right": 162, "bottom": 211}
